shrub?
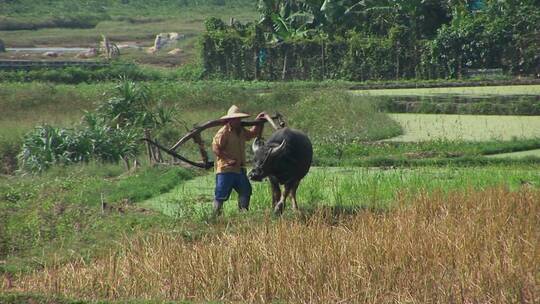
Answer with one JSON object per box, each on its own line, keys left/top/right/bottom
{"left": 18, "top": 122, "right": 140, "bottom": 173}
{"left": 0, "top": 138, "right": 20, "bottom": 175}
{"left": 201, "top": 2, "right": 540, "bottom": 81}
{"left": 15, "top": 79, "right": 190, "bottom": 173}
{"left": 0, "top": 64, "right": 160, "bottom": 84}
{"left": 289, "top": 91, "right": 402, "bottom": 145}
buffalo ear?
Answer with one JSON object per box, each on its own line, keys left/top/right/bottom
{"left": 268, "top": 139, "right": 286, "bottom": 158}
{"left": 252, "top": 137, "right": 265, "bottom": 153}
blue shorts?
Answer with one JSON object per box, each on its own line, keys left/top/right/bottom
{"left": 214, "top": 169, "right": 252, "bottom": 201}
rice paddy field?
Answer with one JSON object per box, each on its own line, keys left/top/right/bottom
{"left": 9, "top": 184, "right": 540, "bottom": 303}
{"left": 1, "top": 83, "right": 540, "bottom": 303}
{"left": 387, "top": 113, "right": 540, "bottom": 141}
{"left": 0, "top": 1, "right": 257, "bottom": 67}
{"left": 141, "top": 166, "right": 540, "bottom": 218}
{"left": 353, "top": 84, "right": 540, "bottom": 96}
{"left": 2, "top": 1, "right": 540, "bottom": 302}
{"left": 487, "top": 148, "right": 540, "bottom": 159}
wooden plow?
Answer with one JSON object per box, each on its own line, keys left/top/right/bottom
{"left": 143, "top": 113, "right": 285, "bottom": 169}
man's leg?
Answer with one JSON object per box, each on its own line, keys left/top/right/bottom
{"left": 235, "top": 170, "right": 253, "bottom": 211}
{"left": 214, "top": 173, "right": 234, "bottom": 216}
{"left": 238, "top": 197, "right": 250, "bottom": 212}
{"left": 213, "top": 199, "right": 224, "bottom": 216}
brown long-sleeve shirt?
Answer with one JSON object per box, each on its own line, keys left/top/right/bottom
{"left": 212, "top": 124, "right": 258, "bottom": 173}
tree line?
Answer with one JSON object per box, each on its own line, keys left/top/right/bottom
{"left": 201, "top": 0, "right": 540, "bottom": 80}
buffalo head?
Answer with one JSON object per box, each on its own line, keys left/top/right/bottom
{"left": 248, "top": 137, "right": 286, "bottom": 181}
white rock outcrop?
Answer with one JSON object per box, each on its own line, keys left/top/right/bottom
{"left": 167, "top": 48, "right": 183, "bottom": 55}
{"left": 76, "top": 48, "right": 98, "bottom": 59}
{"left": 43, "top": 51, "right": 59, "bottom": 57}
{"left": 153, "top": 32, "right": 185, "bottom": 51}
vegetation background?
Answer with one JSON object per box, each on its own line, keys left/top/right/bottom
{"left": 0, "top": 0, "right": 539, "bottom": 303}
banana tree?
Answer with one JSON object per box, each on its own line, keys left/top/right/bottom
{"left": 272, "top": 12, "right": 317, "bottom": 79}
{"left": 319, "top": 0, "right": 395, "bottom": 34}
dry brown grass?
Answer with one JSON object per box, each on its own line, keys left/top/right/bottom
{"left": 7, "top": 187, "right": 540, "bottom": 303}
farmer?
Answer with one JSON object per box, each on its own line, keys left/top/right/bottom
{"left": 212, "top": 105, "right": 265, "bottom": 215}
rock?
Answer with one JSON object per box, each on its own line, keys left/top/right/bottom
{"left": 75, "top": 48, "right": 97, "bottom": 58}
{"left": 169, "top": 32, "right": 184, "bottom": 41}
{"left": 117, "top": 43, "right": 141, "bottom": 50}
{"left": 43, "top": 51, "right": 58, "bottom": 57}
{"left": 0, "top": 39, "right": 5, "bottom": 52}
{"left": 153, "top": 32, "right": 185, "bottom": 51}
{"left": 146, "top": 47, "right": 157, "bottom": 54}
{"left": 167, "top": 48, "right": 183, "bottom": 55}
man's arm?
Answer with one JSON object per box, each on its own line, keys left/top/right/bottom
{"left": 244, "top": 112, "right": 266, "bottom": 140}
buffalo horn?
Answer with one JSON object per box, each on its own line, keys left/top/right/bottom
{"left": 268, "top": 139, "right": 286, "bottom": 157}
{"left": 252, "top": 138, "right": 264, "bottom": 153}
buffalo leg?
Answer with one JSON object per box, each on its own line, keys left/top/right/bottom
{"left": 274, "top": 184, "right": 292, "bottom": 215}
{"left": 269, "top": 176, "right": 281, "bottom": 208}
{"left": 290, "top": 180, "right": 300, "bottom": 210}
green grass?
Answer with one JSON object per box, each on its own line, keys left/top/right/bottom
{"left": 0, "top": 0, "right": 255, "bottom": 19}
{"left": 0, "top": 293, "right": 83, "bottom": 304}
{"left": 142, "top": 166, "right": 540, "bottom": 219}
{"left": 373, "top": 94, "right": 540, "bottom": 115}
{"left": 0, "top": 84, "right": 400, "bottom": 274}
{"left": 387, "top": 113, "right": 540, "bottom": 142}
{"left": 314, "top": 138, "right": 540, "bottom": 165}
{"left": 1, "top": 15, "right": 246, "bottom": 47}
{"left": 0, "top": 83, "right": 403, "bottom": 173}
{"left": 353, "top": 84, "right": 540, "bottom": 96}
{"left": 0, "top": 1, "right": 257, "bottom": 66}
{"left": 0, "top": 164, "right": 193, "bottom": 274}
{"left": 3, "top": 82, "right": 540, "bottom": 175}
{"left": 0, "top": 83, "right": 103, "bottom": 174}
{"left": 0, "top": 82, "right": 108, "bottom": 130}
{"left": 0, "top": 292, "right": 172, "bottom": 304}
{"left": 0, "top": 83, "right": 110, "bottom": 174}
{"left": 487, "top": 148, "right": 540, "bottom": 159}
{"left": 3, "top": 160, "right": 539, "bottom": 278}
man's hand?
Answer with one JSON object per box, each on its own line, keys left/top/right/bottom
{"left": 247, "top": 112, "right": 266, "bottom": 140}
{"left": 255, "top": 112, "right": 267, "bottom": 120}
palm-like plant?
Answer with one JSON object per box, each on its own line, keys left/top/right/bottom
{"left": 18, "top": 79, "right": 179, "bottom": 173}
{"left": 98, "top": 79, "right": 176, "bottom": 165}
{"left": 258, "top": 0, "right": 321, "bottom": 79}
{"left": 258, "top": 0, "right": 319, "bottom": 41}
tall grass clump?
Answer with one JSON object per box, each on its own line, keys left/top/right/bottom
{"left": 18, "top": 123, "right": 139, "bottom": 173}
{"left": 290, "top": 91, "right": 402, "bottom": 142}
{"left": 12, "top": 187, "right": 538, "bottom": 303}
{"left": 289, "top": 91, "right": 402, "bottom": 160}
{"left": 16, "top": 80, "right": 176, "bottom": 173}
{"left": 0, "top": 136, "right": 20, "bottom": 175}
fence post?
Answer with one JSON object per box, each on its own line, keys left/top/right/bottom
{"left": 321, "top": 41, "right": 326, "bottom": 80}
{"left": 282, "top": 45, "right": 289, "bottom": 80}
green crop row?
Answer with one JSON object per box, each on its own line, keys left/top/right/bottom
{"left": 376, "top": 98, "right": 540, "bottom": 115}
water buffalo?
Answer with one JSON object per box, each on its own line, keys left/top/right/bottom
{"left": 248, "top": 127, "right": 313, "bottom": 214}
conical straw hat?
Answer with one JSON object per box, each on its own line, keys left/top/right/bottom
{"left": 220, "top": 105, "right": 250, "bottom": 119}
